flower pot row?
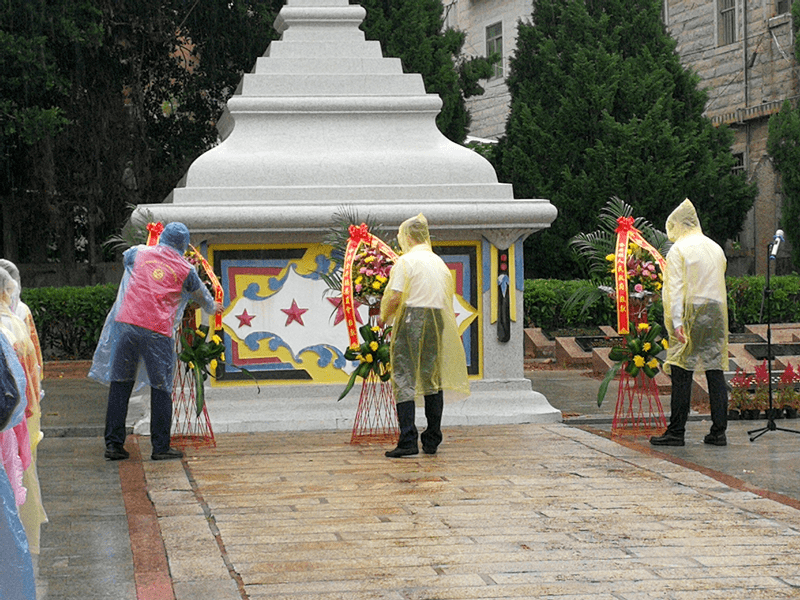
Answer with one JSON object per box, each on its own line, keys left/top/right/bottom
{"left": 728, "top": 406, "right": 800, "bottom": 420}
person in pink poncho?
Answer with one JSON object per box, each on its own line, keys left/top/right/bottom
{"left": 90, "top": 222, "right": 221, "bottom": 461}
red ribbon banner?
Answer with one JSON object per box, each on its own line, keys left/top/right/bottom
{"left": 188, "top": 245, "right": 225, "bottom": 330}
{"left": 341, "top": 224, "right": 399, "bottom": 346}
{"left": 146, "top": 222, "right": 164, "bottom": 246}
{"left": 613, "top": 216, "right": 666, "bottom": 334}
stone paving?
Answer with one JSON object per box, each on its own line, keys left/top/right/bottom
{"left": 133, "top": 424, "right": 800, "bottom": 600}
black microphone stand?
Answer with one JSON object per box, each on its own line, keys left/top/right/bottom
{"left": 748, "top": 237, "right": 800, "bottom": 441}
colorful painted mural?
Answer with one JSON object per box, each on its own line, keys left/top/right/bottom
{"left": 207, "top": 243, "right": 480, "bottom": 385}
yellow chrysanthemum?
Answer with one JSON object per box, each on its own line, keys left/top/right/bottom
{"left": 209, "top": 359, "right": 218, "bottom": 372}
{"left": 637, "top": 322, "right": 650, "bottom": 331}
{"left": 365, "top": 354, "right": 374, "bottom": 363}
{"left": 662, "top": 338, "right": 669, "bottom": 349}
{"left": 220, "top": 353, "right": 225, "bottom": 361}
{"left": 372, "top": 281, "right": 382, "bottom": 290}
{"left": 647, "top": 357, "right": 659, "bottom": 369}
{"left": 350, "top": 343, "right": 360, "bottom": 351}
{"left": 212, "top": 335, "right": 222, "bottom": 345}
{"left": 355, "top": 276, "right": 363, "bottom": 284}
{"left": 364, "top": 256, "right": 375, "bottom": 263}
{"left": 369, "top": 341, "right": 378, "bottom": 351}
{"left": 376, "top": 275, "right": 387, "bottom": 282}
{"left": 633, "top": 355, "right": 645, "bottom": 368}
{"left": 643, "top": 342, "right": 651, "bottom": 352}
{"left": 605, "top": 254, "right": 615, "bottom": 262}
{"left": 195, "top": 329, "right": 205, "bottom": 338}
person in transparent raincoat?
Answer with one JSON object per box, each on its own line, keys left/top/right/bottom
{"left": 90, "top": 222, "right": 221, "bottom": 461}
{"left": 650, "top": 199, "right": 729, "bottom": 447}
{"left": 0, "top": 266, "right": 47, "bottom": 558}
{"left": 380, "top": 214, "right": 470, "bottom": 457}
{"left": 0, "top": 326, "right": 36, "bottom": 600}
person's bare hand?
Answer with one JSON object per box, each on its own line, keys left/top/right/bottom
{"left": 675, "top": 325, "right": 686, "bottom": 344}
{"left": 214, "top": 301, "right": 224, "bottom": 314}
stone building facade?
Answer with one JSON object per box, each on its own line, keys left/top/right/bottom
{"left": 447, "top": 0, "right": 798, "bottom": 275}
{"left": 443, "top": 0, "right": 533, "bottom": 140}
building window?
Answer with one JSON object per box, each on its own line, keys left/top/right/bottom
{"left": 486, "top": 22, "right": 503, "bottom": 79}
{"left": 719, "top": 0, "right": 737, "bottom": 45}
{"left": 776, "top": 0, "right": 790, "bottom": 14}
{"left": 732, "top": 153, "right": 745, "bottom": 176}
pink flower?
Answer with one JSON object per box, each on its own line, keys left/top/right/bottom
{"left": 355, "top": 284, "right": 362, "bottom": 292}
{"left": 634, "top": 283, "right": 643, "bottom": 293}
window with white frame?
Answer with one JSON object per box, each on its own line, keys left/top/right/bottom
{"left": 486, "top": 22, "right": 503, "bottom": 79}
{"left": 776, "top": 0, "right": 790, "bottom": 14}
{"left": 719, "top": 0, "right": 737, "bottom": 46}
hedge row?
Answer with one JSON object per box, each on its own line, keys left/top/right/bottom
{"left": 19, "top": 275, "right": 800, "bottom": 360}
{"left": 22, "top": 284, "right": 118, "bottom": 361}
{"left": 524, "top": 275, "right": 800, "bottom": 333}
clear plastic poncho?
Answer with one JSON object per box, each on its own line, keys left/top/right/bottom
{"left": 662, "top": 199, "right": 729, "bottom": 374}
{"left": 380, "top": 214, "right": 470, "bottom": 405}
{"left": 0, "top": 307, "right": 35, "bottom": 600}
{"left": 89, "top": 223, "right": 216, "bottom": 392}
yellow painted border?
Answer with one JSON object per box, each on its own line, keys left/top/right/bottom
{"left": 205, "top": 240, "right": 484, "bottom": 383}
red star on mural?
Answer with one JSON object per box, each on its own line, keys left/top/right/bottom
{"left": 281, "top": 299, "right": 309, "bottom": 326}
{"left": 236, "top": 309, "right": 255, "bottom": 328}
{"left": 327, "top": 297, "right": 364, "bottom": 326}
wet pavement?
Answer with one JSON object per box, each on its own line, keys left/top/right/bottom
{"left": 31, "top": 364, "right": 800, "bottom": 599}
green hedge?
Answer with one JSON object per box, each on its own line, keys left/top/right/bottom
{"left": 524, "top": 275, "right": 800, "bottom": 333}
{"left": 17, "top": 275, "right": 800, "bottom": 360}
{"left": 22, "top": 284, "right": 118, "bottom": 361}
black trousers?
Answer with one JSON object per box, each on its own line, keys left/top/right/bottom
{"left": 666, "top": 365, "right": 727, "bottom": 437}
{"left": 105, "top": 381, "right": 173, "bottom": 453}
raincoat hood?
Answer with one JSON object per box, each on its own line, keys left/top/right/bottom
{"left": 0, "top": 267, "right": 17, "bottom": 309}
{"left": 159, "top": 222, "right": 190, "bottom": 254}
{"left": 397, "top": 213, "right": 431, "bottom": 253}
{"left": 666, "top": 198, "right": 702, "bottom": 242}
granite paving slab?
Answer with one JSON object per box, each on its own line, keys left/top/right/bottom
{"left": 137, "top": 424, "right": 800, "bottom": 600}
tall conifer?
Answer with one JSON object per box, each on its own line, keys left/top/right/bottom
{"left": 495, "top": 0, "right": 756, "bottom": 279}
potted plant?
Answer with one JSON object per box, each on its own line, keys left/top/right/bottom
{"left": 728, "top": 368, "right": 752, "bottom": 420}
{"left": 752, "top": 361, "right": 772, "bottom": 420}
{"left": 777, "top": 363, "right": 798, "bottom": 418}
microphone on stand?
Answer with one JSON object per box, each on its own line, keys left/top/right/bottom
{"left": 770, "top": 229, "right": 784, "bottom": 259}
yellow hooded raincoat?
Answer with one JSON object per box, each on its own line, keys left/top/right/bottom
{"left": 380, "top": 215, "right": 470, "bottom": 405}
{"left": 662, "top": 199, "right": 729, "bottom": 374}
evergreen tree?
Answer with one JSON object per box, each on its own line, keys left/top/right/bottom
{"left": 766, "top": 0, "right": 800, "bottom": 269}
{"left": 355, "top": 0, "right": 493, "bottom": 143}
{"left": 1, "top": 0, "right": 282, "bottom": 266}
{"left": 494, "top": 0, "right": 757, "bottom": 279}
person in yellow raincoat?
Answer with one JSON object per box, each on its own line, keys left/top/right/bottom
{"left": 650, "top": 199, "right": 729, "bottom": 447}
{"left": 380, "top": 214, "right": 470, "bottom": 457}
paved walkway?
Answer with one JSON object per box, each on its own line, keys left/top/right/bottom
{"left": 33, "top": 367, "right": 800, "bottom": 599}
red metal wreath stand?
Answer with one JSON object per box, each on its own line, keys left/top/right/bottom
{"left": 350, "top": 370, "right": 399, "bottom": 444}
{"left": 170, "top": 310, "right": 216, "bottom": 449}
{"left": 611, "top": 301, "right": 667, "bottom": 437}
{"left": 350, "top": 308, "right": 399, "bottom": 445}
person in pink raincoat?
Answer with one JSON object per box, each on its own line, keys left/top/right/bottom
{"left": 90, "top": 222, "right": 221, "bottom": 461}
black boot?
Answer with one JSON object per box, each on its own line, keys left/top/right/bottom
{"left": 385, "top": 401, "right": 418, "bottom": 458}
{"left": 421, "top": 391, "right": 443, "bottom": 454}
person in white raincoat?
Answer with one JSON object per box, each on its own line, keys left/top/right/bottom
{"left": 650, "top": 199, "right": 729, "bottom": 447}
{"left": 380, "top": 214, "right": 470, "bottom": 457}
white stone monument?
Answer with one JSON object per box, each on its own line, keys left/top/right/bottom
{"left": 135, "top": 0, "right": 561, "bottom": 432}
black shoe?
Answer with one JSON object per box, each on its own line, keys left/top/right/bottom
{"left": 385, "top": 444, "right": 419, "bottom": 458}
{"left": 422, "top": 445, "right": 437, "bottom": 455}
{"left": 649, "top": 433, "right": 685, "bottom": 447}
{"left": 104, "top": 445, "right": 129, "bottom": 461}
{"left": 704, "top": 432, "right": 727, "bottom": 446}
{"left": 151, "top": 448, "right": 184, "bottom": 461}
